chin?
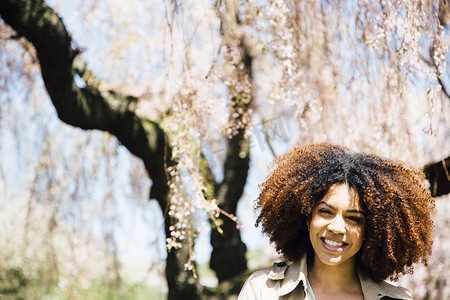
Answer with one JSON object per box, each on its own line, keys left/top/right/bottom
{"left": 315, "top": 252, "right": 352, "bottom": 267}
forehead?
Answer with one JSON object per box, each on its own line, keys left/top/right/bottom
{"left": 320, "top": 184, "right": 361, "bottom": 210}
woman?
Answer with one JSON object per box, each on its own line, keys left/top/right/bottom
{"left": 238, "top": 143, "right": 434, "bottom": 300}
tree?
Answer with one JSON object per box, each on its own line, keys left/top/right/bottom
{"left": 0, "top": 0, "right": 251, "bottom": 298}
{"left": 424, "top": 157, "right": 450, "bottom": 197}
{"left": 0, "top": 0, "right": 449, "bottom": 299}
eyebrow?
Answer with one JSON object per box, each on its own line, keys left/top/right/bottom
{"left": 319, "top": 201, "right": 364, "bottom": 214}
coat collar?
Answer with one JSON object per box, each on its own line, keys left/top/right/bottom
{"left": 267, "top": 254, "right": 412, "bottom": 299}
{"left": 267, "top": 256, "right": 307, "bottom": 296}
{"left": 358, "top": 271, "right": 412, "bottom": 300}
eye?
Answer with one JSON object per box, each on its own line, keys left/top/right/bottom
{"left": 318, "top": 208, "right": 332, "bottom": 215}
{"left": 347, "top": 216, "right": 363, "bottom": 223}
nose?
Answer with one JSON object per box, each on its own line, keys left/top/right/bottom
{"left": 327, "top": 215, "right": 346, "bottom": 234}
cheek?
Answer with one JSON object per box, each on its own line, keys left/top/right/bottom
{"left": 349, "top": 226, "right": 365, "bottom": 245}
{"left": 309, "top": 217, "right": 327, "bottom": 232}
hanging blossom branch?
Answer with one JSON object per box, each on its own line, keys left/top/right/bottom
{"left": 164, "top": 50, "right": 248, "bottom": 273}
{"left": 156, "top": 0, "right": 225, "bottom": 276}
{"left": 263, "top": 0, "right": 304, "bottom": 103}
{"left": 223, "top": 40, "right": 253, "bottom": 139}
{"left": 165, "top": 74, "right": 222, "bottom": 263}
{"left": 363, "top": 0, "right": 449, "bottom": 96}
{"left": 243, "top": 0, "right": 324, "bottom": 130}
{"left": 220, "top": 0, "right": 258, "bottom": 140}
{"left": 164, "top": 67, "right": 244, "bottom": 274}
{"left": 164, "top": 0, "right": 255, "bottom": 274}
{"left": 243, "top": 0, "right": 449, "bottom": 136}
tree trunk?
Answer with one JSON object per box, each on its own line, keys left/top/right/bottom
{"left": 210, "top": 217, "right": 248, "bottom": 283}
{"left": 210, "top": 129, "right": 249, "bottom": 282}
{"left": 423, "top": 156, "right": 450, "bottom": 197}
{"left": 162, "top": 209, "right": 203, "bottom": 300}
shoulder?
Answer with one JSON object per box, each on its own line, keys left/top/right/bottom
{"left": 243, "top": 268, "right": 272, "bottom": 285}
{"left": 246, "top": 261, "right": 290, "bottom": 283}
{"left": 360, "top": 273, "right": 412, "bottom": 300}
{"left": 377, "top": 280, "right": 412, "bottom": 300}
{"left": 237, "top": 262, "right": 289, "bottom": 300}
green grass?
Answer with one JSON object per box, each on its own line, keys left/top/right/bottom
{"left": 0, "top": 281, "right": 166, "bottom": 300}
{"left": 2, "top": 250, "right": 269, "bottom": 299}
{"left": 79, "top": 283, "right": 166, "bottom": 300}
{"left": 197, "top": 249, "right": 268, "bottom": 281}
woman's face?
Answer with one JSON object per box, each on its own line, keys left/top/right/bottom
{"left": 309, "top": 184, "right": 365, "bottom": 268}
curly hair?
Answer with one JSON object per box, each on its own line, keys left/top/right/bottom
{"left": 255, "top": 143, "right": 435, "bottom": 281}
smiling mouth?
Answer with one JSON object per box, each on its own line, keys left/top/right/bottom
{"left": 321, "top": 238, "right": 348, "bottom": 249}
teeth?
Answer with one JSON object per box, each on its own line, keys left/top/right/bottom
{"left": 323, "top": 238, "right": 344, "bottom": 247}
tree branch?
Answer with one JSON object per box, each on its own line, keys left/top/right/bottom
{"left": 423, "top": 156, "right": 450, "bottom": 197}
{"left": 0, "top": 0, "right": 170, "bottom": 203}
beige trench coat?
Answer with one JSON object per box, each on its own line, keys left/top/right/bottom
{"left": 237, "top": 255, "right": 412, "bottom": 300}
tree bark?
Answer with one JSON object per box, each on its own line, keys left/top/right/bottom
{"left": 210, "top": 129, "right": 249, "bottom": 282}
{"left": 423, "top": 156, "right": 450, "bottom": 197}
{"left": 162, "top": 204, "right": 204, "bottom": 300}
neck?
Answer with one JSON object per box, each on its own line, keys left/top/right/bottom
{"left": 307, "top": 254, "right": 360, "bottom": 292}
